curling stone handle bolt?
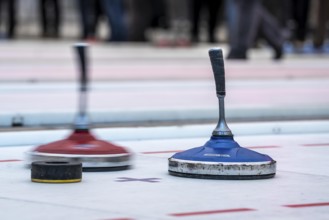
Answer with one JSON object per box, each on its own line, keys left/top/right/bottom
{"left": 213, "top": 96, "right": 233, "bottom": 136}
{"left": 209, "top": 48, "right": 233, "bottom": 137}
{"left": 209, "top": 48, "right": 225, "bottom": 96}
{"left": 75, "top": 43, "right": 88, "bottom": 92}
{"left": 74, "top": 43, "right": 89, "bottom": 130}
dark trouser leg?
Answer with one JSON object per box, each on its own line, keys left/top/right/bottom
{"left": 190, "top": 0, "right": 202, "bottom": 42}
{"left": 127, "top": 0, "right": 152, "bottom": 41}
{"left": 226, "top": 0, "right": 239, "bottom": 50}
{"left": 101, "top": 0, "right": 127, "bottom": 41}
{"left": 77, "top": 0, "right": 97, "bottom": 39}
{"left": 292, "top": 0, "right": 309, "bottom": 42}
{"left": 313, "top": 0, "right": 329, "bottom": 48}
{"left": 257, "top": 3, "right": 284, "bottom": 59}
{"left": 90, "top": 0, "right": 102, "bottom": 37}
{"left": 77, "top": 0, "right": 88, "bottom": 39}
{"left": 228, "top": 0, "right": 257, "bottom": 59}
{"left": 0, "top": 1, "right": 2, "bottom": 28}
{"left": 150, "top": 0, "right": 168, "bottom": 29}
{"left": 206, "top": 0, "right": 222, "bottom": 43}
{"left": 52, "top": 0, "right": 60, "bottom": 37}
{"left": 43, "top": 0, "right": 61, "bottom": 37}
{"left": 40, "top": 0, "right": 48, "bottom": 36}
{"left": 7, "top": 0, "right": 16, "bottom": 38}
{"left": 245, "top": 0, "right": 261, "bottom": 48}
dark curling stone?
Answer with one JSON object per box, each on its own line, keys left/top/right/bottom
{"left": 31, "top": 161, "right": 82, "bottom": 183}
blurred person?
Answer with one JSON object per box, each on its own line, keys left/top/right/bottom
{"left": 39, "top": 0, "right": 61, "bottom": 38}
{"left": 263, "top": 0, "right": 291, "bottom": 41}
{"left": 313, "top": 0, "right": 329, "bottom": 49}
{"left": 126, "top": 0, "right": 152, "bottom": 41}
{"left": 77, "top": 0, "right": 126, "bottom": 42}
{"left": 225, "top": 0, "right": 239, "bottom": 52}
{"left": 153, "top": 0, "right": 190, "bottom": 47}
{"left": 0, "top": 0, "right": 17, "bottom": 39}
{"left": 190, "top": 0, "right": 223, "bottom": 43}
{"left": 289, "top": 0, "right": 310, "bottom": 46}
{"left": 77, "top": 0, "right": 102, "bottom": 40}
{"left": 126, "top": 0, "right": 168, "bottom": 42}
{"left": 101, "top": 0, "right": 127, "bottom": 42}
{"left": 227, "top": 0, "right": 284, "bottom": 60}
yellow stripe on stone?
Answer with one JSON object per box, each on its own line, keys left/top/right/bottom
{"left": 31, "top": 178, "right": 81, "bottom": 183}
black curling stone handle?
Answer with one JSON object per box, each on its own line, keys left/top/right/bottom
{"left": 75, "top": 43, "right": 88, "bottom": 92}
{"left": 209, "top": 48, "right": 225, "bottom": 96}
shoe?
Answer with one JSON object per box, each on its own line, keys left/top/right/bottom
{"left": 273, "top": 46, "right": 283, "bottom": 60}
{"left": 227, "top": 49, "right": 247, "bottom": 60}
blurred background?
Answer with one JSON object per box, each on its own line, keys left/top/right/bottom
{"left": 0, "top": 0, "right": 328, "bottom": 54}
{"left": 0, "top": 0, "right": 328, "bottom": 130}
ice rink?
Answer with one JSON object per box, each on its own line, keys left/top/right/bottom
{"left": 0, "top": 41, "right": 329, "bottom": 219}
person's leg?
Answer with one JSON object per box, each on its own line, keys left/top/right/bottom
{"left": 313, "top": 0, "right": 329, "bottom": 48}
{"left": 78, "top": 0, "right": 96, "bottom": 39}
{"left": 77, "top": 0, "right": 86, "bottom": 39}
{"left": 227, "top": 0, "right": 246, "bottom": 59}
{"left": 295, "top": 0, "right": 310, "bottom": 42}
{"left": 90, "top": 0, "right": 102, "bottom": 37}
{"left": 150, "top": 0, "right": 168, "bottom": 29}
{"left": 245, "top": 0, "right": 262, "bottom": 49}
{"left": 226, "top": 0, "right": 239, "bottom": 49}
{"left": 39, "top": 0, "right": 48, "bottom": 37}
{"left": 257, "top": 3, "right": 284, "bottom": 59}
{"left": 279, "top": 0, "right": 293, "bottom": 41}
{"left": 52, "top": 0, "right": 60, "bottom": 37}
{"left": 46, "top": 0, "right": 60, "bottom": 37}
{"left": 228, "top": 0, "right": 258, "bottom": 59}
{"left": 126, "top": 0, "right": 152, "bottom": 41}
{"left": 0, "top": 1, "right": 2, "bottom": 28}
{"left": 101, "top": 0, "right": 127, "bottom": 41}
{"left": 7, "top": 0, "right": 16, "bottom": 38}
{"left": 190, "top": 0, "right": 202, "bottom": 42}
{"left": 206, "top": 0, "right": 222, "bottom": 43}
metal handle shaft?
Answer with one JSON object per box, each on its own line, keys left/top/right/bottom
{"left": 75, "top": 43, "right": 88, "bottom": 92}
{"left": 74, "top": 43, "right": 89, "bottom": 130}
{"left": 209, "top": 48, "right": 232, "bottom": 137}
